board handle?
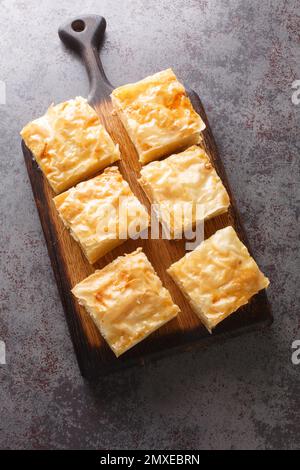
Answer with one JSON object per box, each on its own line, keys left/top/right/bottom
{"left": 58, "top": 15, "right": 113, "bottom": 104}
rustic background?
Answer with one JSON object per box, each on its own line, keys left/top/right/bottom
{"left": 0, "top": 0, "right": 299, "bottom": 449}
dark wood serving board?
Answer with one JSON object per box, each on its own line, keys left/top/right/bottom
{"left": 22, "top": 15, "right": 272, "bottom": 379}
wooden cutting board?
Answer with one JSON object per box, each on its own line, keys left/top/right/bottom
{"left": 22, "top": 15, "right": 272, "bottom": 379}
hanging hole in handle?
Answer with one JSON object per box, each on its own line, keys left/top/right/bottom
{"left": 71, "top": 19, "right": 86, "bottom": 32}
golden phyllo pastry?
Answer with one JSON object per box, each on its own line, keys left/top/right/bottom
{"left": 72, "top": 248, "right": 180, "bottom": 357}
{"left": 21, "top": 96, "right": 120, "bottom": 193}
{"left": 139, "top": 145, "right": 230, "bottom": 237}
{"left": 111, "top": 69, "right": 205, "bottom": 164}
{"left": 167, "top": 226, "right": 269, "bottom": 332}
{"left": 53, "top": 167, "right": 149, "bottom": 264}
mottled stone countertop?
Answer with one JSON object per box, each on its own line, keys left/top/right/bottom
{"left": 0, "top": 0, "right": 299, "bottom": 450}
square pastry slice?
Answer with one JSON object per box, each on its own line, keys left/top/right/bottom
{"left": 53, "top": 167, "right": 149, "bottom": 264}
{"left": 111, "top": 69, "right": 205, "bottom": 164}
{"left": 167, "top": 226, "right": 269, "bottom": 332}
{"left": 72, "top": 248, "right": 180, "bottom": 357}
{"left": 21, "top": 96, "right": 120, "bottom": 193}
{"left": 139, "top": 145, "right": 230, "bottom": 237}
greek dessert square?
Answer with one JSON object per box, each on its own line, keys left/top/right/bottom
{"left": 111, "top": 69, "right": 205, "bottom": 164}
{"left": 167, "top": 226, "right": 269, "bottom": 332}
{"left": 53, "top": 167, "right": 149, "bottom": 264}
{"left": 21, "top": 96, "right": 120, "bottom": 193}
{"left": 72, "top": 248, "right": 180, "bottom": 357}
{"left": 139, "top": 145, "right": 230, "bottom": 237}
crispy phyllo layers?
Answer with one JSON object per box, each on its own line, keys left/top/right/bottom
{"left": 21, "top": 96, "right": 120, "bottom": 193}
{"left": 72, "top": 248, "right": 180, "bottom": 356}
{"left": 53, "top": 167, "right": 149, "bottom": 263}
{"left": 111, "top": 69, "right": 205, "bottom": 164}
{"left": 139, "top": 145, "right": 230, "bottom": 237}
{"left": 167, "top": 226, "right": 269, "bottom": 332}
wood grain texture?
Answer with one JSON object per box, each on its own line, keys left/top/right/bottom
{"left": 22, "top": 15, "right": 272, "bottom": 379}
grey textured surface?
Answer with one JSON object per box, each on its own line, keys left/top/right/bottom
{"left": 0, "top": 0, "right": 299, "bottom": 450}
